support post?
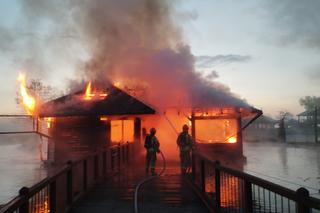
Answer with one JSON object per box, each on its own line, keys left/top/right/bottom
{"left": 103, "top": 150, "right": 107, "bottom": 175}
{"left": 83, "top": 160, "right": 87, "bottom": 191}
{"left": 244, "top": 181, "right": 253, "bottom": 213}
{"left": 214, "top": 161, "right": 221, "bottom": 210}
{"left": 19, "top": 187, "right": 29, "bottom": 213}
{"left": 200, "top": 160, "right": 206, "bottom": 193}
{"left": 126, "top": 142, "right": 129, "bottom": 164}
{"left": 118, "top": 144, "right": 121, "bottom": 171}
{"left": 67, "top": 161, "right": 73, "bottom": 205}
{"left": 191, "top": 151, "right": 196, "bottom": 181}
{"left": 94, "top": 154, "right": 98, "bottom": 180}
{"left": 296, "top": 187, "right": 311, "bottom": 213}
{"left": 49, "top": 181, "right": 56, "bottom": 213}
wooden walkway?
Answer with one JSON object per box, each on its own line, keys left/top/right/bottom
{"left": 71, "top": 165, "right": 209, "bottom": 213}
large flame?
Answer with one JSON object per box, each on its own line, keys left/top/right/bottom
{"left": 17, "top": 73, "right": 36, "bottom": 115}
{"left": 83, "top": 81, "right": 108, "bottom": 101}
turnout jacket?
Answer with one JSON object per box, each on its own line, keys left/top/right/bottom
{"left": 144, "top": 134, "right": 160, "bottom": 152}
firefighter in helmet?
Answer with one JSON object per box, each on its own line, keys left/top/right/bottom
{"left": 177, "top": 124, "right": 194, "bottom": 174}
{"left": 144, "top": 127, "right": 160, "bottom": 175}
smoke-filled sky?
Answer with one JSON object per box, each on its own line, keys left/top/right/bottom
{"left": 0, "top": 0, "right": 319, "bottom": 117}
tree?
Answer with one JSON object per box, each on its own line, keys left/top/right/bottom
{"left": 299, "top": 96, "right": 320, "bottom": 111}
{"left": 16, "top": 79, "right": 62, "bottom": 106}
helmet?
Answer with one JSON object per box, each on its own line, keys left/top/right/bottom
{"left": 183, "top": 124, "right": 189, "bottom": 131}
{"left": 150, "top": 127, "right": 156, "bottom": 134}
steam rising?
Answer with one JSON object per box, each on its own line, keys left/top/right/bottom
{"left": 17, "top": 0, "right": 248, "bottom": 109}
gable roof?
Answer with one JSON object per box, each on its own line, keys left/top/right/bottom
{"left": 38, "top": 85, "right": 156, "bottom": 117}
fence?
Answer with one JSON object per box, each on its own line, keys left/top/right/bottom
{"left": 0, "top": 142, "right": 133, "bottom": 213}
{"left": 190, "top": 151, "right": 320, "bottom": 213}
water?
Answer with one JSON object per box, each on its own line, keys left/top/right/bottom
{"left": 244, "top": 142, "right": 320, "bottom": 198}
{"left": 0, "top": 134, "right": 47, "bottom": 204}
{"left": 0, "top": 138, "right": 319, "bottom": 205}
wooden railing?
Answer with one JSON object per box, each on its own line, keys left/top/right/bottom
{"left": 0, "top": 142, "right": 133, "bottom": 213}
{"left": 190, "top": 151, "right": 320, "bottom": 213}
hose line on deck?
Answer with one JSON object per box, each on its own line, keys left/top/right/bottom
{"left": 133, "top": 150, "right": 166, "bottom": 213}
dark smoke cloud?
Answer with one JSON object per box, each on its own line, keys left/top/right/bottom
{"left": 264, "top": 0, "right": 320, "bottom": 49}
{"left": 195, "top": 55, "right": 252, "bottom": 69}
{"left": 11, "top": 0, "right": 249, "bottom": 109}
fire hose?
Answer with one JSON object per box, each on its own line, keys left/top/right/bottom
{"left": 133, "top": 150, "right": 166, "bottom": 213}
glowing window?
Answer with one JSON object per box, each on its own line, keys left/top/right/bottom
{"left": 111, "top": 120, "right": 134, "bottom": 143}
{"left": 123, "top": 120, "right": 134, "bottom": 142}
{"left": 195, "top": 119, "right": 237, "bottom": 143}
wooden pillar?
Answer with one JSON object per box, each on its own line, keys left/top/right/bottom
{"left": 134, "top": 118, "right": 141, "bottom": 144}
{"left": 191, "top": 111, "right": 196, "bottom": 141}
{"left": 236, "top": 108, "right": 243, "bottom": 156}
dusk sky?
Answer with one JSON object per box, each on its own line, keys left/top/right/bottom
{"left": 0, "top": 0, "right": 319, "bottom": 117}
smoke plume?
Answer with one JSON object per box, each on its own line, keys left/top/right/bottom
{"left": 15, "top": 0, "right": 248, "bottom": 109}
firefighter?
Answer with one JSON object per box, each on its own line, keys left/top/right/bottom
{"left": 177, "top": 124, "right": 194, "bottom": 174}
{"left": 144, "top": 127, "right": 160, "bottom": 175}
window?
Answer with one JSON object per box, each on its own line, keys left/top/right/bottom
{"left": 195, "top": 119, "right": 237, "bottom": 143}
{"left": 111, "top": 120, "right": 134, "bottom": 143}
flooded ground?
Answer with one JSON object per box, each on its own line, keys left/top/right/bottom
{"left": 0, "top": 134, "right": 47, "bottom": 204}
{"left": 244, "top": 142, "right": 320, "bottom": 199}
{"left": 0, "top": 138, "right": 319, "bottom": 204}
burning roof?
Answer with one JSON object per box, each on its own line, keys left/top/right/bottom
{"left": 38, "top": 83, "right": 155, "bottom": 117}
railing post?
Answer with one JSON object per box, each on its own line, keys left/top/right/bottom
{"left": 19, "top": 187, "right": 29, "bottom": 213}
{"left": 67, "top": 161, "right": 73, "bottom": 205}
{"left": 111, "top": 149, "right": 114, "bottom": 171}
{"left": 296, "top": 187, "right": 311, "bottom": 213}
{"left": 200, "top": 160, "right": 206, "bottom": 193}
{"left": 94, "top": 154, "right": 99, "bottom": 180}
{"left": 214, "top": 161, "right": 221, "bottom": 210}
{"left": 118, "top": 144, "right": 121, "bottom": 170}
{"left": 192, "top": 151, "right": 196, "bottom": 181}
{"left": 49, "top": 181, "right": 56, "bottom": 213}
{"left": 126, "top": 142, "right": 129, "bottom": 164}
{"left": 244, "top": 180, "right": 253, "bottom": 213}
{"left": 103, "top": 150, "right": 107, "bottom": 175}
{"left": 83, "top": 160, "right": 87, "bottom": 191}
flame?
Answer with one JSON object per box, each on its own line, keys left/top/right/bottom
{"left": 83, "top": 81, "right": 108, "bottom": 101}
{"left": 113, "top": 81, "right": 121, "bottom": 87}
{"left": 227, "top": 136, "right": 237, "bottom": 143}
{"left": 17, "top": 73, "right": 36, "bottom": 115}
{"left": 45, "top": 117, "right": 53, "bottom": 128}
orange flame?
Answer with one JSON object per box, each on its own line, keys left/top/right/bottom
{"left": 83, "top": 81, "right": 108, "bottom": 101}
{"left": 84, "top": 81, "right": 93, "bottom": 100}
{"left": 17, "top": 73, "right": 36, "bottom": 115}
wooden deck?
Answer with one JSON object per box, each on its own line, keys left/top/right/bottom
{"left": 71, "top": 165, "right": 209, "bottom": 213}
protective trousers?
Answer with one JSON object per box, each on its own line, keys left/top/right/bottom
{"left": 180, "top": 150, "right": 191, "bottom": 174}
{"left": 146, "top": 149, "right": 157, "bottom": 174}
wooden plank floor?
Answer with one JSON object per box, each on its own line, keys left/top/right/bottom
{"left": 71, "top": 165, "right": 209, "bottom": 213}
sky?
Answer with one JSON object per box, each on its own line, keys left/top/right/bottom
{"left": 0, "top": 0, "right": 319, "bottom": 117}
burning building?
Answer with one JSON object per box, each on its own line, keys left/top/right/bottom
{"left": 34, "top": 80, "right": 261, "bottom": 164}
{"left": 37, "top": 82, "right": 155, "bottom": 163}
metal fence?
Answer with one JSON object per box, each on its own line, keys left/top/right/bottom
{"left": 0, "top": 142, "right": 133, "bottom": 213}
{"left": 190, "top": 151, "right": 320, "bottom": 213}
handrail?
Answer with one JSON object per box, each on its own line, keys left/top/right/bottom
{"left": 0, "top": 142, "right": 133, "bottom": 213}
{"left": 190, "top": 151, "right": 320, "bottom": 212}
